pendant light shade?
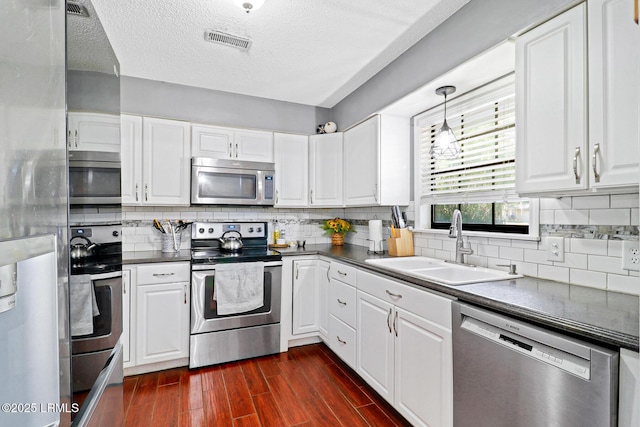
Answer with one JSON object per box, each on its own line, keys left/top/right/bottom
{"left": 232, "top": 0, "right": 265, "bottom": 13}
{"left": 430, "top": 86, "right": 460, "bottom": 160}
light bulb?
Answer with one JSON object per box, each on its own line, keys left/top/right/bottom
{"left": 232, "top": 0, "right": 265, "bottom": 13}
{"left": 430, "top": 120, "right": 460, "bottom": 160}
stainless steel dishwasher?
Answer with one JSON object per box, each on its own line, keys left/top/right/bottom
{"left": 452, "top": 302, "right": 619, "bottom": 427}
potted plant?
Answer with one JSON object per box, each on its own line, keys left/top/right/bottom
{"left": 321, "top": 217, "right": 354, "bottom": 246}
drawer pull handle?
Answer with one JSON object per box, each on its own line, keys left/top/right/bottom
{"left": 386, "top": 290, "right": 402, "bottom": 299}
{"left": 387, "top": 308, "right": 392, "bottom": 333}
{"left": 336, "top": 336, "right": 346, "bottom": 345}
{"left": 337, "top": 270, "right": 347, "bottom": 276}
{"left": 573, "top": 146, "right": 581, "bottom": 184}
{"left": 592, "top": 143, "right": 600, "bottom": 183}
{"left": 337, "top": 299, "right": 347, "bottom": 306}
{"left": 394, "top": 311, "right": 398, "bottom": 337}
{"left": 152, "top": 272, "right": 175, "bottom": 277}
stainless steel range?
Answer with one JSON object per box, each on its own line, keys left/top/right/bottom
{"left": 190, "top": 221, "right": 282, "bottom": 369}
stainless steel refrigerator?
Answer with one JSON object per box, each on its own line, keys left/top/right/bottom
{"left": 0, "top": 0, "right": 71, "bottom": 426}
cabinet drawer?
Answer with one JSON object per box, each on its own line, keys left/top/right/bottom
{"left": 329, "top": 262, "right": 357, "bottom": 286}
{"left": 329, "top": 315, "right": 356, "bottom": 369}
{"left": 137, "top": 262, "right": 190, "bottom": 285}
{"left": 357, "top": 269, "right": 452, "bottom": 329}
{"left": 329, "top": 279, "right": 356, "bottom": 328}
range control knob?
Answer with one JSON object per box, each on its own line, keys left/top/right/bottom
{"left": 208, "top": 228, "right": 214, "bottom": 234}
{"left": 256, "top": 227, "right": 262, "bottom": 233}
{"left": 198, "top": 228, "right": 205, "bottom": 234}
{"left": 112, "top": 230, "right": 119, "bottom": 237}
{"left": 248, "top": 227, "right": 254, "bottom": 233}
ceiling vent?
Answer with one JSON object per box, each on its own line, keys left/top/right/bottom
{"left": 204, "top": 30, "right": 252, "bottom": 50}
{"left": 67, "top": 1, "right": 89, "bottom": 17}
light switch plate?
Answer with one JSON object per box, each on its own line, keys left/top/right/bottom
{"left": 622, "top": 241, "right": 640, "bottom": 271}
{"left": 546, "top": 237, "right": 565, "bottom": 262}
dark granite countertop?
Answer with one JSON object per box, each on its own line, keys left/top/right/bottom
{"left": 122, "top": 244, "right": 639, "bottom": 351}
{"left": 277, "top": 244, "right": 639, "bottom": 352}
{"left": 123, "top": 250, "right": 191, "bottom": 265}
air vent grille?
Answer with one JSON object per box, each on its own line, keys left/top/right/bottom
{"left": 204, "top": 30, "right": 252, "bottom": 50}
{"left": 67, "top": 1, "right": 89, "bottom": 17}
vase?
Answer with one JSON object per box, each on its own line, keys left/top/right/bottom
{"left": 331, "top": 233, "right": 344, "bottom": 246}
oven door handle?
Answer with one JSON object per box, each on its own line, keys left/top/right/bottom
{"left": 191, "top": 261, "right": 282, "bottom": 271}
{"left": 86, "top": 270, "right": 122, "bottom": 280}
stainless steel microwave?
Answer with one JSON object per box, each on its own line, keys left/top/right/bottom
{"left": 191, "top": 158, "right": 275, "bottom": 206}
{"left": 68, "top": 151, "right": 121, "bottom": 206}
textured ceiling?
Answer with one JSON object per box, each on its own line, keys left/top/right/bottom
{"left": 85, "top": 0, "right": 469, "bottom": 107}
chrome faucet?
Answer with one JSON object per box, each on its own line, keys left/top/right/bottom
{"left": 448, "top": 209, "right": 474, "bottom": 265}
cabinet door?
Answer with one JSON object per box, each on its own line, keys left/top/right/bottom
{"left": 309, "top": 133, "right": 343, "bottom": 207}
{"left": 588, "top": 0, "right": 639, "bottom": 189}
{"left": 318, "top": 260, "right": 330, "bottom": 338}
{"left": 122, "top": 269, "right": 132, "bottom": 365}
{"left": 121, "top": 115, "right": 143, "bottom": 206}
{"left": 394, "top": 307, "right": 452, "bottom": 427}
{"left": 292, "top": 259, "right": 319, "bottom": 335}
{"left": 68, "top": 112, "right": 121, "bottom": 152}
{"left": 142, "top": 117, "right": 191, "bottom": 205}
{"left": 344, "top": 116, "right": 379, "bottom": 206}
{"left": 235, "top": 129, "right": 274, "bottom": 162}
{"left": 274, "top": 133, "right": 309, "bottom": 207}
{"left": 191, "top": 124, "right": 234, "bottom": 159}
{"left": 356, "top": 291, "right": 394, "bottom": 404}
{"left": 516, "top": 4, "right": 588, "bottom": 194}
{"left": 136, "top": 282, "right": 190, "bottom": 365}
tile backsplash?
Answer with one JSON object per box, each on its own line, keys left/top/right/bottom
{"left": 72, "top": 192, "right": 639, "bottom": 295}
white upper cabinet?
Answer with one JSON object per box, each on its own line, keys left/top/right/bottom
{"left": 516, "top": 2, "right": 639, "bottom": 196}
{"left": 68, "top": 112, "right": 121, "bottom": 152}
{"left": 588, "top": 0, "right": 639, "bottom": 189}
{"left": 273, "top": 132, "right": 309, "bottom": 207}
{"left": 343, "top": 115, "right": 410, "bottom": 206}
{"left": 191, "top": 124, "right": 273, "bottom": 162}
{"left": 309, "top": 133, "right": 344, "bottom": 207}
{"left": 516, "top": 4, "right": 588, "bottom": 195}
{"left": 122, "top": 115, "right": 191, "bottom": 206}
{"left": 121, "top": 115, "right": 143, "bottom": 205}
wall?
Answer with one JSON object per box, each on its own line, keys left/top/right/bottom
{"left": 330, "top": 0, "right": 576, "bottom": 128}
{"left": 121, "top": 76, "right": 330, "bottom": 134}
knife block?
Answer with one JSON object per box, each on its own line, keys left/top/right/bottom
{"left": 387, "top": 228, "right": 414, "bottom": 257}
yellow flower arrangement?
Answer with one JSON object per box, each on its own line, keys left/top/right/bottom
{"left": 321, "top": 217, "right": 354, "bottom": 236}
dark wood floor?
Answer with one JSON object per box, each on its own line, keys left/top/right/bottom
{"left": 124, "top": 343, "right": 411, "bottom": 427}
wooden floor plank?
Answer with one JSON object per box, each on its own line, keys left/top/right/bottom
{"left": 266, "top": 375, "right": 310, "bottom": 425}
{"left": 157, "top": 368, "right": 183, "bottom": 386}
{"left": 322, "top": 363, "right": 372, "bottom": 407}
{"left": 302, "top": 397, "right": 343, "bottom": 427}
{"left": 252, "top": 392, "right": 288, "bottom": 427}
{"left": 222, "top": 364, "right": 257, "bottom": 419}
{"left": 357, "top": 403, "right": 399, "bottom": 427}
{"left": 179, "top": 409, "right": 205, "bottom": 427}
{"left": 233, "top": 414, "right": 262, "bottom": 427}
{"left": 125, "top": 402, "right": 154, "bottom": 427}
{"left": 180, "top": 370, "right": 203, "bottom": 413}
{"left": 130, "top": 372, "right": 159, "bottom": 408}
{"left": 257, "top": 354, "right": 282, "bottom": 378}
{"left": 239, "top": 359, "right": 270, "bottom": 396}
{"left": 152, "top": 383, "right": 180, "bottom": 427}
{"left": 203, "top": 369, "right": 232, "bottom": 425}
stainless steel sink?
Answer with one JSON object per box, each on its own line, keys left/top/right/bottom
{"left": 364, "top": 256, "right": 522, "bottom": 285}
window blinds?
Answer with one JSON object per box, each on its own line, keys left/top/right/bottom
{"left": 416, "top": 74, "right": 516, "bottom": 204}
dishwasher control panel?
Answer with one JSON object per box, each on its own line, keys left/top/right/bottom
{"left": 461, "top": 316, "right": 591, "bottom": 380}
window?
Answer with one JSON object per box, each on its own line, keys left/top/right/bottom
{"left": 415, "top": 74, "right": 534, "bottom": 236}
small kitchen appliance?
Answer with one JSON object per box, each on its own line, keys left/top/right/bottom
{"left": 190, "top": 221, "right": 282, "bottom": 368}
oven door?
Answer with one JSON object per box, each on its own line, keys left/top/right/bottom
{"left": 72, "top": 270, "right": 122, "bottom": 355}
{"left": 191, "top": 261, "right": 282, "bottom": 334}
{"left": 191, "top": 158, "right": 275, "bottom": 205}
{"left": 69, "top": 151, "right": 121, "bottom": 206}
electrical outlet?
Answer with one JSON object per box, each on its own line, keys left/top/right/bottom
{"left": 622, "top": 241, "right": 640, "bottom": 271}
{"left": 546, "top": 237, "right": 565, "bottom": 262}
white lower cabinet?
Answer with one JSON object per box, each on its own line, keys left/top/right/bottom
{"left": 292, "top": 259, "right": 319, "bottom": 335}
{"left": 357, "top": 270, "right": 453, "bottom": 427}
{"left": 122, "top": 269, "right": 132, "bottom": 367}
{"left": 318, "top": 259, "right": 330, "bottom": 339}
{"left": 125, "top": 262, "right": 190, "bottom": 371}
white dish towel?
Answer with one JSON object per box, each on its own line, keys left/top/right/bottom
{"left": 214, "top": 262, "right": 264, "bottom": 315}
{"left": 69, "top": 274, "right": 100, "bottom": 336}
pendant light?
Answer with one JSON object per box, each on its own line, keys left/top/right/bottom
{"left": 430, "top": 85, "right": 460, "bottom": 160}
{"left": 232, "top": 0, "right": 265, "bottom": 13}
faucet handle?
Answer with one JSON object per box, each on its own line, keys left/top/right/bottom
{"left": 497, "top": 263, "right": 517, "bottom": 275}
